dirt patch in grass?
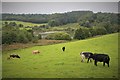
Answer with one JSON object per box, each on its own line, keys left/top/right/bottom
{"left": 2, "top": 40, "right": 67, "bottom": 51}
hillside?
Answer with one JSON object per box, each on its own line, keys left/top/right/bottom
{"left": 2, "top": 11, "right": 93, "bottom": 24}
{"left": 2, "top": 20, "right": 47, "bottom": 27}
{"left": 2, "top": 11, "right": 119, "bottom": 45}
{"left": 2, "top": 11, "right": 118, "bottom": 27}
{"left": 2, "top": 33, "right": 118, "bottom": 78}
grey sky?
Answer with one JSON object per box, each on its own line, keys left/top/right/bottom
{"left": 1, "top": 0, "right": 120, "bottom": 2}
{"left": 2, "top": 2, "right": 118, "bottom": 14}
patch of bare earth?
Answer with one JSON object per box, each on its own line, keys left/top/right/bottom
{"left": 2, "top": 40, "right": 67, "bottom": 51}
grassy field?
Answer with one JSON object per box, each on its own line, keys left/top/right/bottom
{"left": 2, "top": 33, "right": 118, "bottom": 78}
{"left": 2, "top": 20, "right": 47, "bottom": 27}
{"left": 52, "top": 23, "right": 80, "bottom": 29}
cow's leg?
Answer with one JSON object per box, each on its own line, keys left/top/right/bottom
{"left": 90, "top": 58, "right": 92, "bottom": 63}
{"left": 81, "top": 57, "right": 84, "bottom": 62}
{"left": 103, "top": 62, "right": 105, "bottom": 66}
{"left": 94, "top": 60, "right": 97, "bottom": 66}
{"left": 81, "top": 59, "right": 83, "bottom": 62}
{"left": 106, "top": 61, "right": 109, "bottom": 67}
{"left": 87, "top": 58, "right": 90, "bottom": 63}
{"left": 81, "top": 55, "right": 85, "bottom": 62}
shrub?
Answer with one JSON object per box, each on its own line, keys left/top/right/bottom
{"left": 89, "top": 28, "right": 97, "bottom": 37}
{"left": 46, "top": 32, "right": 71, "bottom": 40}
{"left": 94, "top": 27, "right": 107, "bottom": 35}
{"left": 32, "top": 36, "right": 38, "bottom": 43}
{"left": 2, "top": 25, "right": 34, "bottom": 44}
{"left": 38, "top": 34, "right": 42, "bottom": 39}
{"left": 74, "top": 28, "right": 91, "bottom": 40}
{"left": 17, "top": 32, "right": 29, "bottom": 43}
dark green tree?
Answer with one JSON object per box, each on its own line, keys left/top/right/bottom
{"left": 18, "top": 24, "right": 24, "bottom": 27}
{"left": 95, "top": 27, "right": 107, "bottom": 35}
{"left": 74, "top": 28, "right": 85, "bottom": 40}
{"left": 38, "top": 34, "right": 42, "bottom": 39}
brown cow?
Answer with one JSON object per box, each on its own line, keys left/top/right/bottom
{"left": 32, "top": 50, "right": 40, "bottom": 54}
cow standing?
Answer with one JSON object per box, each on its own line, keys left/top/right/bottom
{"left": 62, "top": 47, "right": 65, "bottom": 52}
{"left": 80, "top": 52, "right": 93, "bottom": 62}
{"left": 88, "top": 53, "right": 110, "bottom": 67}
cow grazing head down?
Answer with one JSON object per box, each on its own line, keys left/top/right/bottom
{"left": 88, "top": 53, "right": 110, "bottom": 67}
{"left": 32, "top": 50, "right": 40, "bottom": 54}
{"left": 9, "top": 54, "right": 20, "bottom": 59}
{"left": 80, "top": 52, "right": 93, "bottom": 62}
{"left": 62, "top": 47, "right": 65, "bottom": 52}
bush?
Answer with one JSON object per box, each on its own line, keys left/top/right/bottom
{"left": 89, "top": 28, "right": 97, "bottom": 37}
{"left": 38, "top": 34, "right": 42, "bottom": 39}
{"left": 32, "top": 36, "right": 38, "bottom": 43}
{"left": 94, "top": 27, "right": 107, "bottom": 35}
{"left": 46, "top": 32, "right": 71, "bottom": 40}
{"left": 74, "top": 28, "right": 91, "bottom": 40}
{"left": 2, "top": 28, "right": 19, "bottom": 44}
{"left": 17, "top": 32, "right": 29, "bottom": 43}
{"left": 2, "top": 25, "right": 34, "bottom": 44}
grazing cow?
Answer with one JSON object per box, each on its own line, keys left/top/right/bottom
{"left": 62, "top": 47, "right": 65, "bottom": 52}
{"left": 32, "top": 50, "right": 40, "bottom": 54}
{"left": 80, "top": 52, "right": 93, "bottom": 62}
{"left": 10, "top": 54, "right": 20, "bottom": 58}
{"left": 88, "top": 53, "right": 110, "bottom": 67}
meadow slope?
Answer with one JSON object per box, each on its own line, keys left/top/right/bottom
{"left": 2, "top": 33, "right": 118, "bottom": 78}
{"left": 3, "top": 20, "right": 47, "bottom": 27}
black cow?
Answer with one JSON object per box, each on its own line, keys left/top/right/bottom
{"left": 10, "top": 54, "right": 20, "bottom": 58}
{"left": 88, "top": 53, "right": 110, "bottom": 67}
{"left": 62, "top": 47, "right": 65, "bottom": 52}
{"left": 80, "top": 52, "right": 93, "bottom": 62}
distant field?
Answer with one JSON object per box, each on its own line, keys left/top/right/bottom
{"left": 2, "top": 33, "right": 118, "bottom": 78}
{"left": 53, "top": 23, "right": 80, "bottom": 28}
{"left": 2, "top": 20, "right": 47, "bottom": 27}
{"left": 2, "top": 20, "right": 81, "bottom": 32}
{"left": 50, "top": 23, "right": 80, "bottom": 31}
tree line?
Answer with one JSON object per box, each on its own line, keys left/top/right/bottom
{"left": 3, "top": 11, "right": 119, "bottom": 27}
{"left": 2, "top": 11, "right": 119, "bottom": 44}
{"left": 74, "top": 26, "right": 119, "bottom": 40}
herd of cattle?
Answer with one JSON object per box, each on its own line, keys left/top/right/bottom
{"left": 7, "top": 46, "right": 110, "bottom": 67}
{"left": 80, "top": 52, "right": 110, "bottom": 67}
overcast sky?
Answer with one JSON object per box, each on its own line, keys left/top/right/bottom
{"left": 2, "top": 2, "right": 118, "bottom": 14}
{"left": 1, "top": 0, "right": 120, "bottom": 2}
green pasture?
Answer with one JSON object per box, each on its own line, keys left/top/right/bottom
{"left": 53, "top": 23, "right": 80, "bottom": 29}
{"left": 2, "top": 33, "right": 118, "bottom": 78}
{"left": 50, "top": 23, "right": 80, "bottom": 31}
{"left": 2, "top": 20, "right": 47, "bottom": 27}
